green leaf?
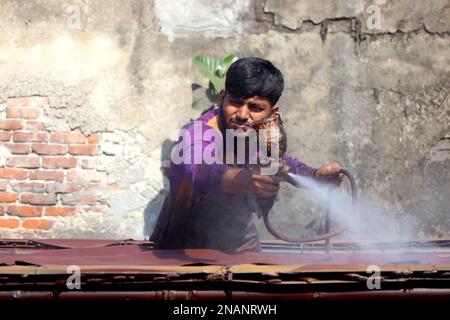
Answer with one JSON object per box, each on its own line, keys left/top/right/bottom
{"left": 222, "top": 54, "right": 238, "bottom": 73}
{"left": 215, "top": 54, "right": 238, "bottom": 79}
{"left": 215, "top": 64, "right": 225, "bottom": 78}
{"left": 211, "top": 76, "right": 225, "bottom": 93}
{"left": 193, "top": 55, "right": 224, "bottom": 94}
{"left": 207, "top": 83, "right": 218, "bottom": 97}
{"left": 193, "top": 55, "right": 219, "bottom": 79}
{"left": 193, "top": 54, "right": 238, "bottom": 95}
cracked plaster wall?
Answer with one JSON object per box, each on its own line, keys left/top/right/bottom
{"left": 0, "top": 0, "right": 448, "bottom": 240}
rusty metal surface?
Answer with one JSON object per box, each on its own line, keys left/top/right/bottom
{"left": 1, "top": 239, "right": 450, "bottom": 300}
{"left": 1, "top": 239, "right": 450, "bottom": 271}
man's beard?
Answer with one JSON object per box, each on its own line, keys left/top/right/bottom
{"left": 218, "top": 107, "right": 254, "bottom": 164}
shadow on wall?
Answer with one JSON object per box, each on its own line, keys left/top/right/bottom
{"left": 143, "top": 139, "right": 175, "bottom": 239}
{"left": 141, "top": 103, "right": 217, "bottom": 240}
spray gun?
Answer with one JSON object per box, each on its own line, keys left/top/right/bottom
{"left": 249, "top": 113, "right": 358, "bottom": 250}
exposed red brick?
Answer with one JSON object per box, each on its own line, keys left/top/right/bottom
{"left": 6, "top": 97, "right": 32, "bottom": 107}
{"left": 0, "top": 192, "right": 18, "bottom": 203}
{"left": 50, "top": 131, "right": 86, "bottom": 144}
{"left": 22, "top": 193, "right": 56, "bottom": 205}
{"left": 2, "top": 143, "right": 30, "bottom": 154}
{"left": 7, "top": 96, "right": 48, "bottom": 107}
{"left": 32, "top": 144, "right": 67, "bottom": 155}
{"left": 68, "top": 145, "right": 100, "bottom": 156}
{"left": 0, "top": 132, "right": 11, "bottom": 141}
{"left": 0, "top": 119, "right": 23, "bottom": 130}
{"left": 87, "top": 133, "right": 101, "bottom": 144}
{"left": 0, "top": 218, "right": 20, "bottom": 229}
{"left": 25, "top": 121, "right": 46, "bottom": 131}
{"left": 12, "top": 182, "right": 45, "bottom": 193}
{"left": 6, "top": 106, "right": 43, "bottom": 119}
{"left": 61, "top": 193, "right": 97, "bottom": 206}
{"left": 45, "top": 206, "right": 76, "bottom": 217}
{"left": 46, "top": 182, "right": 82, "bottom": 194}
{"left": 0, "top": 181, "right": 7, "bottom": 191}
{"left": 13, "top": 131, "right": 48, "bottom": 142}
{"left": 6, "top": 156, "right": 40, "bottom": 168}
{"left": 30, "top": 170, "right": 64, "bottom": 181}
{"left": 42, "top": 157, "right": 77, "bottom": 169}
{"left": 7, "top": 205, "right": 42, "bottom": 217}
{"left": 84, "top": 183, "right": 102, "bottom": 191}
{"left": 0, "top": 168, "right": 28, "bottom": 180}
{"left": 81, "top": 159, "right": 96, "bottom": 169}
{"left": 22, "top": 219, "right": 54, "bottom": 230}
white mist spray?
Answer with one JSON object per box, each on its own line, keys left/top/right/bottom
{"left": 286, "top": 172, "right": 419, "bottom": 244}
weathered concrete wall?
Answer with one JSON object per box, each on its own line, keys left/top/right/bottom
{"left": 0, "top": 0, "right": 448, "bottom": 240}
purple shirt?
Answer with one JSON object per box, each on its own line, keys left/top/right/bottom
{"left": 169, "top": 107, "right": 317, "bottom": 197}
{"left": 151, "top": 107, "right": 317, "bottom": 251}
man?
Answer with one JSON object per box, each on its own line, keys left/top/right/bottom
{"left": 150, "top": 57, "right": 343, "bottom": 252}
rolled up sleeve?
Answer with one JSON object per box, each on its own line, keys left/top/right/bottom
{"left": 282, "top": 154, "right": 317, "bottom": 177}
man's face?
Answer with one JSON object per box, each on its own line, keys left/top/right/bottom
{"left": 219, "top": 92, "right": 279, "bottom": 131}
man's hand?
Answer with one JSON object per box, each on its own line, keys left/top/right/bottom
{"left": 314, "top": 162, "right": 344, "bottom": 187}
{"left": 223, "top": 167, "right": 282, "bottom": 198}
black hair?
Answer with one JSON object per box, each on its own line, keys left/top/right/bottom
{"left": 225, "top": 57, "right": 284, "bottom": 106}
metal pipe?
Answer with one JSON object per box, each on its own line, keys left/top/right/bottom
{"left": 1, "top": 289, "right": 449, "bottom": 301}
{"left": 263, "top": 169, "right": 358, "bottom": 245}
{"left": 324, "top": 188, "right": 332, "bottom": 253}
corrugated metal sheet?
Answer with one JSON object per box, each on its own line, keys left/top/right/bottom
{"left": 1, "top": 239, "right": 449, "bottom": 300}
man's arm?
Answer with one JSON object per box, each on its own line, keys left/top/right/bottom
{"left": 282, "top": 154, "right": 344, "bottom": 186}
{"left": 282, "top": 154, "right": 317, "bottom": 177}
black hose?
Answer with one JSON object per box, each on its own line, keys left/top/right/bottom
{"left": 263, "top": 168, "right": 358, "bottom": 243}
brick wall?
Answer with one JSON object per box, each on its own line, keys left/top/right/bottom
{"left": 0, "top": 96, "right": 112, "bottom": 234}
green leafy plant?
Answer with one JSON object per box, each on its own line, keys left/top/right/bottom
{"left": 192, "top": 54, "right": 238, "bottom": 110}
